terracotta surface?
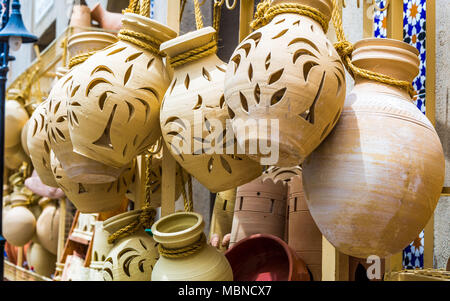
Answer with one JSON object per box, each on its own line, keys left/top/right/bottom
{"left": 160, "top": 27, "right": 262, "bottom": 193}
{"left": 36, "top": 198, "right": 60, "bottom": 255}
{"left": 69, "top": 5, "right": 92, "bottom": 33}
{"left": 224, "top": 0, "right": 345, "bottom": 167}
{"left": 90, "top": 2, "right": 122, "bottom": 32}
{"left": 67, "top": 13, "right": 176, "bottom": 168}
{"left": 4, "top": 241, "right": 31, "bottom": 266}
{"left": 302, "top": 38, "right": 445, "bottom": 258}
{"left": 151, "top": 211, "right": 233, "bottom": 281}
{"left": 229, "top": 177, "right": 287, "bottom": 247}
{"left": 2, "top": 193, "right": 36, "bottom": 247}
{"left": 225, "top": 233, "right": 310, "bottom": 281}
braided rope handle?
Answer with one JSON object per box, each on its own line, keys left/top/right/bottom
{"left": 158, "top": 233, "right": 206, "bottom": 258}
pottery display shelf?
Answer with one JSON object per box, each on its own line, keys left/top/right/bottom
{"left": 3, "top": 261, "right": 52, "bottom": 281}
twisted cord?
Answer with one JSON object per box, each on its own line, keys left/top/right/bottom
{"left": 107, "top": 206, "right": 156, "bottom": 244}
{"left": 168, "top": 40, "right": 217, "bottom": 68}
{"left": 140, "top": 0, "right": 151, "bottom": 17}
{"left": 180, "top": 0, "right": 187, "bottom": 21}
{"left": 330, "top": 0, "right": 416, "bottom": 98}
{"left": 118, "top": 29, "right": 166, "bottom": 57}
{"left": 124, "top": 0, "right": 140, "bottom": 14}
{"left": 213, "top": 0, "right": 224, "bottom": 41}
{"left": 193, "top": 0, "right": 204, "bottom": 29}
{"left": 178, "top": 165, "right": 193, "bottom": 212}
{"left": 68, "top": 50, "right": 97, "bottom": 69}
{"left": 158, "top": 233, "right": 206, "bottom": 258}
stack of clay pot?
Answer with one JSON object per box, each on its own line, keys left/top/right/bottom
{"left": 229, "top": 176, "right": 287, "bottom": 247}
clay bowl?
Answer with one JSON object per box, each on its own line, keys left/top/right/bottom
{"left": 224, "top": 234, "right": 310, "bottom": 281}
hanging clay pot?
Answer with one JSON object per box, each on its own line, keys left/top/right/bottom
{"left": 225, "top": 233, "right": 310, "bottom": 281}
{"left": 4, "top": 143, "right": 30, "bottom": 170}
{"left": 21, "top": 119, "right": 30, "bottom": 156}
{"left": 287, "top": 175, "right": 322, "bottom": 281}
{"left": 2, "top": 192, "right": 36, "bottom": 247}
{"left": 46, "top": 32, "right": 125, "bottom": 184}
{"left": 67, "top": 13, "right": 177, "bottom": 169}
{"left": 70, "top": 4, "right": 92, "bottom": 34}
{"left": 101, "top": 210, "right": 159, "bottom": 281}
{"left": 224, "top": 0, "right": 346, "bottom": 167}
{"left": 90, "top": 221, "right": 113, "bottom": 271}
{"left": 208, "top": 189, "right": 236, "bottom": 249}
{"left": 160, "top": 27, "right": 262, "bottom": 193}
{"left": 151, "top": 211, "right": 233, "bottom": 281}
{"left": 36, "top": 198, "right": 60, "bottom": 255}
{"left": 28, "top": 242, "right": 57, "bottom": 278}
{"left": 302, "top": 38, "right": 445, "bottom": 258}
{"left": 229, "top": 177, "right": 287, "bottom": 247}
{"left": 91, "top": 2, "right": 123, "bottom": 32}
{"left": 50, "top": 150, "right": 134, "bottom": 213}
{"left": 5, "top": 89, "right": 29, "bottom": 148}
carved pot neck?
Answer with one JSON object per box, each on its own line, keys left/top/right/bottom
{"left": 68, "top": 31, "right": 118, "bottom": 61}
{"left": 103, "top": 210, "right": 143, "bottom": 239}
{"left": 121, "top": 13, "right": 177, "bottom": 45}
{"left": 271, "top": 0, "right": 332, "bottom": 24}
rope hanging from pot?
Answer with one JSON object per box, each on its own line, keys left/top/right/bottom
{"left": 68, "top": 50, "right": 98, "bottom": 69}
{"left": 330, "top": 0, "right": 416, "bottom": 98}
{"left": 158, "top": 233, "right": 207, "bottom": 258}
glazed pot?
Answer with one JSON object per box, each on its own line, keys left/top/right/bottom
{"left": 2, "top": 193, "right": 36, "bottom": 247}
{"left": 225, "top": 233, "right": 310, "bottom": 281}
{"left": 46, "top": 32, "right": 125, "bottom": 184}
{"left": 102, "top": 210, "right": 159, "bottom": 281}
{"left": 36, "top": 198, "right": 60, "bottom": 255}
{"left": 69, "top": 4, "right": 92, "bottom": 33}
{"left": 287, "top": 175, "right": 322, "bottom": 281}
{"left": 160, "top": 27, "right": 262, "bottom": 192}
{"left": 151, "top": 211, "right": 233, "bottom": 281}
{"left": 224, "top": 0, "right": 345, "bottom": 167}
{"left": 28, "top": 242, "right": 57, "bottom": 278}
{"left": 90, "top": 221, "right": 113, "bottom": 271}
{"left": 302, "top": 38, "right": 445, "bottom": 258}
{"left": 208, "top": 189, "right": 236, "bottom": 249}
{"left": 5, "top": 89, "right": 28, "bottom": 148}
{"left": 229, "top": 177, "right": 287, "bottom": 247}
{"left": 91, "top": 2, "right": 123, "bottom": 32}
{"left": 67, "top": 13, "right": 177, "bottom": 168}
{"left": 50, "top": 150, "right": 134, "bottom": 213}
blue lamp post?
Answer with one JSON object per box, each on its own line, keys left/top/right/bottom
{"left": 0, "top": 0, "right": 37, "bottom": 280}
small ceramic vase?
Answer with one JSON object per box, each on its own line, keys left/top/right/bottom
{"left": 2, "top": 193, "right": 36, "bottom": 247}
{"left": 90, "top": 221, "right": 113, "bottom": 271}
{"left": 224, "top": 0, "right": 346, "bottom": 167}
{"left": 102, "top": 210, "right": 159, "bottom": 281}
{"left": 91, "top": 2, "right": 123, "bottom": 32}
{"left": 229, "top": 177, "right": 287, "bottom": 247}
{"left": 151, "top": 211, "right": 233, "bottom": 281}
{"left": 70, "top": 4, "right": 92, "bottom": 33}
{"left": 50, "top": 150, "right": 134, "bottom": 213}
{"left": 67, "top": 13, "right": 177, "bottom": 168}
{"left": 208, "top": 189, "right": 236, "bottom": 249}
{"left": 28, "top": 242, "right": 57, "bottom": 277}
{"left": 36, "top": 198, "right": 60, "bottom": 255}
{"left": 5, "top": 89, "right": 28, "bottom": 148}
{"left": 160, "top": 27, "right": 262, "bottom": 193}
{"left": 302, "top": 38, "right": 445, "bottom": 258}
{"left": 46, "top": 32, "right": 124, "bottom": 184}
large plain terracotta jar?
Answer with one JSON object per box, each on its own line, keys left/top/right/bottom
{"left": 2, "top": 193, "right": 36, "bottom": 247}
{"left": 67, "top": 13, "right": 177, "bottom": 168}
{"left": 288, "top": 175, "right": 322, "bottom": 281}
{"left": 47, "top": 32, "right": 125, "bottom": 184}
{"left": 224, "top": 0, "right": 345, "bottom": 167}
{"left": 229, "top": 177, "right": 287, "bottom": 247}
{"left": 102, "top": 210, "right": 159, "bottom": 281}
{"left": 28, "top": 242, "right": 57, "bottom": 278}
{"left": 302, "top": 38, "right": 445, "bottom": 258}
{"left": 160, "top": 27, "right": 262, "bottom": 192}
{"left": 151, "top": 212, "right": 233, "bottom": 281}
{"left": 5, "top": 89, "right": 28, "bottom": 148}
{"left": 36, "top": 198, "right": 60, "bottom": 255}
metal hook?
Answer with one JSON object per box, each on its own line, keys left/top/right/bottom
{"left": 225, "top": 0, "right": 237, "bottom": 10}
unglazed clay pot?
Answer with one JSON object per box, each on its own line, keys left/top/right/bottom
{"left": 4, "top": 143, "right": 30, "bottom": 170}
{"left": 262, "top": 165, "right": 302, "bottom": 184}
{"left": 46, "top": 32, "right": 124, "bottom": 184}
{"left": 302, "top": 38, "right": 445, "bottom": 258}
{"left": 229, "top": 177, "right": 287, "bottom": 247}
{"left": 208, "top": 189, "right": 236, "bottom": 249}
{"left": 224, "top": 0, "right": 345, "bottom": 167}
{"left": 36, "top": 198, "right": 60, "bottom": 255}
{"left": 90, "top": 221, "right": 113, "bottom": 271}
{"left": 50, "top": 150, "right": 134, "bottom": 213}
{"left": 102, "top": 210, "right": 159, "bottom": 281}
{"left": 151, "top": 212, "right": 233, "bottom": 281}
{"left": 28, "top": 242, "right": 57, "bottom": 278}
{"left": 5, "top": 89, "right": 28, "bottom": 148}
{"left": 91, "top": 2, "right": 123, "bottom": 32}
{"left": 288, "top": 175, "right": 322, "bottom": 281}
{"left": 21, "top": 119, "right": 30, "bottom": 156}
{"left": 2, "top": 193, "right": 36, "bottom": 247}
{"left": 225, "top": 234, "right": 310, "bottom": 281}
{"left": 67, "top": 13, "right": 177, "bottom": 168}
{"left": 160, "top": 27, "right": 262, "bottom": 192}
{"left": 70, "top": 4, "right": 92, "bottom": 33}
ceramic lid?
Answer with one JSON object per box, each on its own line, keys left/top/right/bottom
{"left": 160, "top": 27, "right": 216, "bottom": 59}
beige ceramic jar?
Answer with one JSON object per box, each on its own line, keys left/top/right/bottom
{"left": 160, "top": 27, "right": 262, "bottom": 192}
{"left": 36, "top": 198, "right": 60, "bottom": 255}
{"left": 46, "top": 32, "right": 125, "bottom": 184}
{"left": 224, "top": 0, "right": 345, "bottom": 167}
{"left": 2, "top": 193, "right": 36, "bottom": 247}
{"left": 28, "top": 242, "right": 57, "bottom": 278}
{"left": 302, "top": 38, "right": 445, "bottom": 258}
{"left": 102, "top": 210, "right": 159, "bottom": 281}
{"left": 67, "top": 13, "right": 177, "bottom": 168}
{"left": 5, "top": 89, "right": 28, "bottom": 148}
{"left": 151, "top": 211, "right": 233, "bottom": 281}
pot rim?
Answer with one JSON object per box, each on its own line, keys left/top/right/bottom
{"left": 151, "top": 211, "right": 204, "bottom": 241}
{"left": 122, "top": 12, "right": 177, "bottom": 43}
{"left": 353, "top": 37, "right": 419, "bottom": 56}
{"left": 160, "top": 26, "right": 216, "bottom": 59}
{"left": 103, "top": 209, "right": 142, "bottom": 233}
{"left": 68, "top": 31, "right": 118, "bottom": 48}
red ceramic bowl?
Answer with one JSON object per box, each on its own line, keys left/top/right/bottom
{"left": 224, "top": 234, "right": 310, "bottom": 281}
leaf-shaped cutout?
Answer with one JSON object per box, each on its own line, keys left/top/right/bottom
{"left": 334, "top": 65, "right": 345, "bottom": 81}
{"left": 231, "top": 54, "right": 241, "bottom": 74}
{"left": 275, "top": 18, "right": 285, "bottom": 24}
{"left": 239, "top": 92, "right": 248, "bottom": 112}
{"left": 103, "top": 267, "right": 114, "bottom": 281}
{"left": 50, "top": 128, "right": 57, "bottom": 143}
{"left": 193, "top": 95, "right": 203, "bottom": 110}
{"left": 138, "top": 259, "right": 146, "bottom": 273}
{"left": 216, "top": 65, "right": 226, "bottom": 72}
{"left": 183, "top": 74, "right": 190, "bottom": 90}
{"left": 133, "top": 135, "right": 138, "bottom": 146}
{"left": 125, "top": 101, "right": 135, "bottom": 122}
{"left": 62, "top": 75, "right": 73, "bottom": 88}
{"left": 254, "top": 84, "right": 261, "bottom": 104}
{"left": 220, "top": 156, "right": 232, "bottom": 174}
{"left": 123, "top": 255, "right": 139, "bottom": 277}
{"left": 78, "top": 183, "right": 87, "bottom": 194}
{"left": 32, "top": 119, "right": 38, "bottom": 136}
{"left": 55, "top": 127, "right": 65, "bottom": 140}
{"left": 237, "top": 43, "right": 251, "bottom": 57}
{"left": 71, "top": 101, "right": 81, "bottom": 106}
{"left": 39, "top": 114, "right": 45, "bottom": 131}
{"left": 42, "top": 157, "right": 48, "bottom": 169}
{"left": 271, "top": 88, "right": 287, "bottom": 106}
{"left": 107, "top": 46, "right": 127, "bottom": 56}
{"left": 268, "top": 69, "right": 284, "bottom": 85}
{"left": 164, "top": 116, "right": 187, "bottom": 129}
{"left": 86, "top": 78, "right": 112, "bottom": 96}
{"left": 272, "top": 28, "right": 288, "bottom": 39}
{"left": 169, "top": 78, "right": 177, "bottom": 95}
{"left": 248, "top": 63, "right": 253, "bottom": 81}
{"left": 44, "top": 140, "right": 50, "bottom": 154}
{"left": 293, "top": 19, "right": 300, "bottom": 26}
{"left": 334, "top": 73, "right": 342, "bottom": 95}
{"left": 139, "top": 239, "right": 147, "bottom": 250}
{"left": 56, "top": 116, "right": 65, "bottom": 123}
{"left": 139, "top": 87, "right": 158, "bottom": 99}
{"left": 303, "top": 61, "right": 319, "bottom": 82}
{"left": 244, "top": 31, "right": 262, "bottom": 47}
{"left": 91, "top": 65, "right": 114, "bottom": 76}
{"left": 202, "top": 67, "right": 211, "bottom": 81}
{"left": 265, "top": 53, "right": 271, "bottom": 70}
{"left": 288, "top": 38, "right": 320, "bottom": 53}
{"left": 53, "top": 101, "right": 61, "bottom": 114}
{"left": 98, "top": 91, "right": 112, "bottom": 110}
{"left": 293, "top": 49, "right": 317, "bottom": 64}
{"left": 310, "top": 24, "right": 314, "bottom": 32}
{"left": 124, "top": 65, "right": 133, "bottom": 85}
{"left": 228, "top": 106, "right": 235, "bottom": 119}
{"left": 147, "top": 58, "right": 154, "bottom": 69}
{"left": 106, "top": 182, "right": 114, "bottom": 192}
{"left": 305, "top": 72, "right": 326, "bottom": 124}
{"left": 125, "top": 52, "right": 143, "bottom": 62}
{"left": 219, "top": 94, "right": 225, "bottom": 108}
{"left": 207, "top": 157, "right": 214, "bottom": 173}
{"left": 136, "top": 98, "right": 150, "bottom": 121}
{"left": 332, "top": 108, "right": 341, "bottom": 125}
{"left": 93, "top": 104, "right": 117, "bottom": 149}
{"left": 71, "top": 111, "right": 79, "bottom": 126}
